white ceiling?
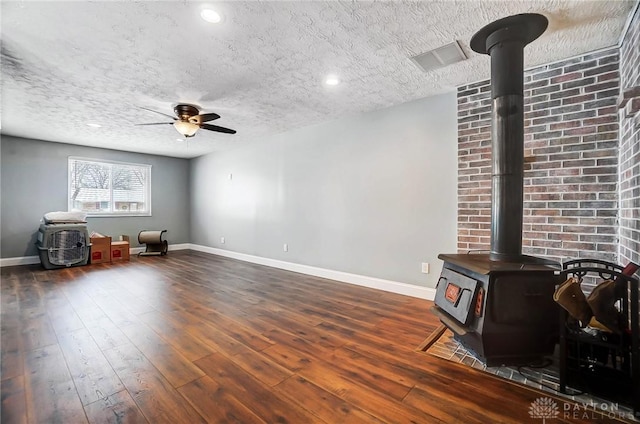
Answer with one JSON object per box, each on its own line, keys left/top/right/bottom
{"left": 1, "top": 1, "right": 636, "bottom": 159}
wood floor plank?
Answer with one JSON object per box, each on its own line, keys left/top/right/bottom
{"left": 274, "top": 375, "right": 386, "bottom": 424}
{"left": 261, "top": 328, "right": 335, "bottom": 360}
{"left": 327, "top": 347, "right": 416, "bottom": 401}
{"left": 83, "top": 390, "right": 148, "bottom": 424}
{"left": 85, "top": 290, "right": 140, "bottom": 329}
{"left": 1, "top": 276, "right": 21, "bottom": 317}
{"left": 1, "top": 350, "right": 23, "bottom": 382}
{"left": 195, "top": 353, "right": 323, "bottom": 423}
{"left": 15, "top": 273, "right": 45, "bottom": 312}
{"left": 297, "top": 357, "right": 445, "bottom": 424}
{"left": 256, "top": 313, "right": 347, "bottom": 350}
{"left": 47, "top": 301, "right": 86, "bottom": 336}
{"left": 19, "top": 309, "right": 58, "bottom": 352}
{"left": 137, "top": 310, "right": 215, "bottom": 362}
{"left": 242, "top": 299, "right": 324, "bottom": 329}
{"left": 1, "top": 376, "right": 27, "bottom": 424}
{"left": 177, "top": 376, "right": 266, "bottom": 424}
{"left": 103, "top": 342, "right": 205, "bottom": 423}
{"left": 227, "top": 343, "right": 293, "bottom": 387}
{"left": 316, "top": 316, "right": 419, "bottom": 350}
{"left": 62, "top": 284, "right": 112, "bottom": 324}
{"left": 57, "top": 328, "right": 125, "bottom": 406}
{"left": 24, "top": 344, "right": 88, "bottom": 424}
{"left": 183, "top": 320, "right": 248, "bottom": 357}
{"left": 269, "top": 331, "right": 413, "bottom": 400}
{"left": 100, "top": 277, "right": 157, "bottom": 317}
{"left": 260, "top": 342, "right": 315, "bottom": 372}
{"left": 194, "top": 309, "right": 275, "bottom": 352}
{"left": 1, "top": 316, "right": 24, "bottom": 381}
{"left": 119, "top": 323, "right": 205, "bottom": 388}
{"left": 82, "top": 315, "right": 131, "bottom": 351}
{"left": 403, "top": 381, "right": 500, "bottom": 424}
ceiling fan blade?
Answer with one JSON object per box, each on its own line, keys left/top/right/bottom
{"left": 188, "top": 113, "right": 221, "bottom": 125}
{"left": 201, "top": 123, "right": 237, "bottom": 134}
{"left": 197, "top": 113, "right": 221, "bottom": 123}
{"left": 135, "top": 122, "right": 173, "bottom": 126}
{"left": 139, "top": 106, "right": 177, "bottom": 120}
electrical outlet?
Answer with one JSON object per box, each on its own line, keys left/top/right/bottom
{"left": 421, "top": 262, "right": 430, "bottom": 274}
{"left": 220, "top": 237, "right": 225, "bottom": 244}
{"left": 283, "top": 243, "right": 288, "bottom": 252}
{"left": 228, "top": 173, "right": 233, "bottom": 180}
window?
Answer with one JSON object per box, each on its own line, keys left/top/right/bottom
{"left": 68, "top": 157, "right": 151, "bottom": 216}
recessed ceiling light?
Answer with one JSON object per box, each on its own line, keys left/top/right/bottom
{"left": 325, "top": 75, "right": 340, "bottom": 86}
{"left": 86, "top": 123, "right": 101, "bottom": 128}
{"left": 201, "top": 9, "right": 222, "bottom": 23}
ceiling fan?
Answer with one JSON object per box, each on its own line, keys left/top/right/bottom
{"left": 136, "top": 104, "right": 236, "bottom": 138}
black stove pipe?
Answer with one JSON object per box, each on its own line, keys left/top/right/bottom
{"left": 470, "top": 14, "right": 548, "bottom": 261}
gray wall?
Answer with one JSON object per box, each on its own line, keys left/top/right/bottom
{"left": 190, "top": 93, "right": 458, "bottom": 288}
{"left": 1, "top": 136, "right": 190, "bottom": 258}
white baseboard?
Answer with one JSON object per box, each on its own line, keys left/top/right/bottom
{"left": 1, "top": 243, "right": 192, "bottom": 268}
{"left": 0, "top": 256, "right": 40, "bottom": 267}
{"left": 168, "top": 243, "right": 190, "bottom": 251}
{"left": 188, "top": 244, "right": 436, "bottom": 300}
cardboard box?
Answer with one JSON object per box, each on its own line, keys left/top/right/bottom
{"left": 111, "top": 240, "right": 130, "bottom": 262}
{"left": 90, "top": 234, "right": 111, "bottom": 264}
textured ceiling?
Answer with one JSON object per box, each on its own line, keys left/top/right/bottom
{"left": 1, "top": 1, "right": 636, "bottom": 158}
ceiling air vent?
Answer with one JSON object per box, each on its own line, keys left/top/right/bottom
{"left": 411, "top": 41, "right": 467, "bottom": 72}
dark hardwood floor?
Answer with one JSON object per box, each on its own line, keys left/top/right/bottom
{"left": 0, "top": 250, "right": 627, "bottom": 423}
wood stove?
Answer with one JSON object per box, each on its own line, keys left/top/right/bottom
{"left": 433, "top": 13, "right": 563, "bottom": 366}
{"left": 434, "top": 253, "right": 560, "bottom": 366}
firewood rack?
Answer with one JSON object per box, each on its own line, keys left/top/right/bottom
{"left": 559, "top": 259, "right": 639, "bottom": 417}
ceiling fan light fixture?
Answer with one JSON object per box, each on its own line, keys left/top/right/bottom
{"left": 173, "top": 121, "right": 200, "bottom": 137}
{"left": 201, "top": 9, "right": 222, "bottom": 24}
{"left": 137, "top": 104, "right": 235, "bottom": 137}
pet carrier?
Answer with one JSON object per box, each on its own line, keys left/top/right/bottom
{"left": 36, "top": 223, "right": 90, "bottom": 269}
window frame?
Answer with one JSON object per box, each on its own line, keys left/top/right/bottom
{"left": 68, "top": 156, "right": 152, "bottom": 217}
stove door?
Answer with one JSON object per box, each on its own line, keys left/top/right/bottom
{"left": 435, "top": 268, "right": 480, "bottom": 326}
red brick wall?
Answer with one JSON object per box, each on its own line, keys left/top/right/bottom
{"left": 618, "top": 7, "right": 640, "bottom": 266}
{"left": 457, "top": 48, "right": 620, "bottom": 263}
